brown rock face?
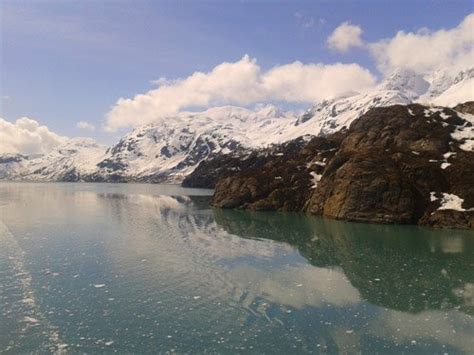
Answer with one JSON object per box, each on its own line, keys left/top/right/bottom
{"left": 203, "top": 102, "right": 474, "bottom": 229}
{"left": 419, "top": 210, "right": 474, "bottom": 229}
{"left": 309, "top": 155, "right": 418, "bottom": 224}
{"left": 306, "top": 103, "right": 473, "bottom": 227}
{"left": 211, "top": 135, "right": 343, "bottom": 211}
{"left": 453, "top": 101, "right": 474, "bottom": 115}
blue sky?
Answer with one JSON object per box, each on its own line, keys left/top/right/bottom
{"left": 1, "top": 0, "right": 473, "bottom": 143}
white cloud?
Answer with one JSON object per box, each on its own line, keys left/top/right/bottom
{"left": 261, "top": 61, "right": 373, "bottom": 102}
{"left": 104, "top": 14, "right": 473, "bottom": 132}
{"left": 0, "top": 117, "right": 66, "bottom": 155}
{"left": 370, "top": 13, "right": 474, "bottom": 74}
{"left": 294, "top": 12, "right": 325, "bottom": 29}
{"left": 105, "top": 55, "right": 375, "bottom": 130}
{"left": 327, "top": 22, "right": 364, "bottom": 52}
{"left": 76, "top": 121, "right": 96, "bottom": 131}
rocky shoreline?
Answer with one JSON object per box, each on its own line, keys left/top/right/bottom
{"left": 185, "top": 103, "right": 474, "bottom": 229}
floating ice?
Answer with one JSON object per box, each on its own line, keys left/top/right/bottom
{"left": 24, "top": 316, "right": 39, "bottom": 324}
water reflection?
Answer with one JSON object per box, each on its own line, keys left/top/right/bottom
{"left": 1, "top": 183, "right": 473, "bottom": 353}
{"left": 212, "top": 208, "right": 474, "bottom": 315}
{"left": 49, "top": 189, "right": 473, "bottom": 316}
{"left": 92, "top": 191, "right": 474, "bottom": 316}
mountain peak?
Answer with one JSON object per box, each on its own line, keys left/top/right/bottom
{"left": 379, "top": 68, "right": 430, "bottom": 97}
{"left": 255, "top": 104, "right": 285, "bottom": 118}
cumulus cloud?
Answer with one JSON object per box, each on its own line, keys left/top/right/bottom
{"left": 370, "top": 13, "right": 474, "bottom": 74}
{"left": 76, "top": 121, "right": 96, "bottom": 131}
{"left": 261, "top": 61, "right": 373, "bottom": 102}
{"left": 105, "top": 55, "right": 375, "bottom": 130}
{"left": 0, "top": 117, "right": 66, "bottom": 155}
{"left": 327, "top": 21, "right": 364, "bottom": 52}
{"left": 104, "top": 15, "right": 473, "bottom": 131}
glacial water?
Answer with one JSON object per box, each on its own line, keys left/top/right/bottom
{"left": 0, "top": 182, "right": 473, "bottom": 353}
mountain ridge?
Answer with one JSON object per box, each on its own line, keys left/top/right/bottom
{"left": 0, "top": 67, "right": 472, "bottom": 183}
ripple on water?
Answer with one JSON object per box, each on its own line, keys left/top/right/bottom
{"left": 0, "top": 221, "right": 67, "bottom": 353}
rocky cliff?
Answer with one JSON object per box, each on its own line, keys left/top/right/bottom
{"left": 201, "top": 103, "right": 474, "bottom": 229}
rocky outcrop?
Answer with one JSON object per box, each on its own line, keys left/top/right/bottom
{"left": 210, "top": 135, "right": 343, "bottom": 211}
{"left": 419, "top": 210, "right": 474, "bottom": 229}
{"left": 182, "top": 151, "right": 268, "bottom": 189}
{"left": 305, "top": 104, "right": 474, "bottom": 227}
{"left": 205, "top": 103, "right": 474, "bottom": 229}
{"left": 454, "top": 101, "right": 474, "bottom": 115}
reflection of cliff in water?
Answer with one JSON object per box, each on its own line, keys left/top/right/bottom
{"left": 211, "top": 208, "right": 474, "bottom": 315}
{"left": 93, "top": 192, "right": 474, "bottom": 316}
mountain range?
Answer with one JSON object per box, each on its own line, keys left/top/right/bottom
{"left": 1, "top": 67, "right": 473, "bottom": 183}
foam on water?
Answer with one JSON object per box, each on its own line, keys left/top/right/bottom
{"left": 0, "top": 220, "right": 67, "bottom": 353}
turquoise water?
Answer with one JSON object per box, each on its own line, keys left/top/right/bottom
{"left": 0, "top": 182, "right": 473, "bottom": 353}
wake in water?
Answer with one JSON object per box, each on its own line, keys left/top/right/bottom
{"left": 0, "top": 221, "right": 67, "bottom": 353}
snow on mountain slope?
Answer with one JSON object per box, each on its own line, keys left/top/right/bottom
{"left": 88, "top": 71, "right": 423, "bottom": 182}
{"left": 285, "top": 69, "right": 424, "bottom": 139}
{"left": 422, "top": 69, "right": 455, "bottom": 100}
{"left": 0, "top": 154, "right": 27, "bottom": 180}
{"left": 290, "top": 68, "right": 473, "bottom": 140}
{"left": 0, "top": 67, "right": 472, "bottom": 183}
{"left": 432, "top": 78, "right": 474, "bottom": 107}
{"left": 379, "top": 68, "right": 430, "bottom": 97}
{"left": 419, "top": 67, "right": 474, "bottom": 105}
{"left": 427, "top": 68, "right": 474, "bottom": 107}
{"left": 90, "top": 105, "right": 297, "bottom": 182}
{"left": 5, "top": 138, "right": 107, "bottom": 181}
{"left": 288, "top": 90, "right": 412, "bottom": 138}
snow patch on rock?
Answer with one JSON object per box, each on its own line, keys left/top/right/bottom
{"left": 432, "top": 193, "right": 474, "bottom": 212}
{"left": 309, "top": 171, "right": 322, "bottom": 189}
{"left": 452, "top": 113, "right": 474, "bottom": 152}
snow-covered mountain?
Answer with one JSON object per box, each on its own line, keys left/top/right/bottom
{"left": 0, "top": 138, "right": 106, "bottom": 181}
{"left": 86, "top": 105, "right": 297, "bottom": 182}
{"left": 0, "top": 154, "right": 28, "bottom": 180}
{"left": 288, "top": 68, "right": 430, "bottom": 137}
{"left": 423, "top": 67, "right": 474, "bottom": 106}
{"left": 1, "top": 67, "right": 472, "bottom": 183}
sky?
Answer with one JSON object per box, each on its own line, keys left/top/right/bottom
{"left": 0, "top": 0, "right": 473, "bottom": 153}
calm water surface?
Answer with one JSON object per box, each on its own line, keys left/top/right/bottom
{"left": 0, "top": 182, "right": 473, "bottom": 354}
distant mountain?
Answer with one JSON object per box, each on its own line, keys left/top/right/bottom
{"left": 0, "top": 138, "right": 106, "bottom": 182}
{"left": 1, "top": 67, "right": 472, "bottom": 183}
